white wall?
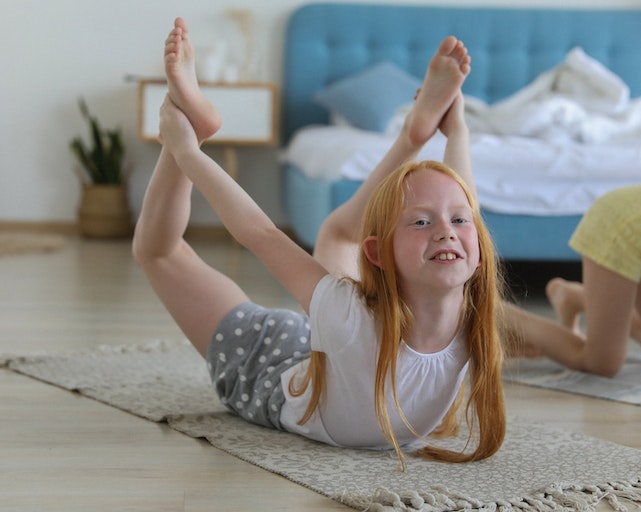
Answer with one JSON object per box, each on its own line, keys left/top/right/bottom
{"left": 3, "top": 0, "right": 638, "bottom": 228}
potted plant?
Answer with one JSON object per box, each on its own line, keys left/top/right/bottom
{"left": 70, "top": 98, "right": 132, "bottom": 237}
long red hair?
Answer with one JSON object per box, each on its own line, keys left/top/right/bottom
{"left": 290, "top": 160, "right": 506, "bottom": 468}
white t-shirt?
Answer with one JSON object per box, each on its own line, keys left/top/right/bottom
{"left": 279, "top": 274, "right": 470, "bottom": 449}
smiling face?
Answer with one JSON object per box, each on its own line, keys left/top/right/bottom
{"left": 391, "top": 168, "right": 480, "bottom": 296}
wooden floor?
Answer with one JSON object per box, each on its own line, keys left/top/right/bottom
{"left": 1, "top": 236, "right": 639, "bottom": 512}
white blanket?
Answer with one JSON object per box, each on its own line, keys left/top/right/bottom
{"left": 283, "top": 127, "right": 640, "bottom": 215}
{"left": 283, "top": 48, "right": 641, "bottom": 215}
{"left": 464, "top": 47, "right": 641, "bottom": 144}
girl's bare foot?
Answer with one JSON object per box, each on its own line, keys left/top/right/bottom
{"left": 546, "top": 277, "right": 583, "bottom": 334}
{"left": 165, "top": 17, "right": 221, "bottom": 141}
{"left": 404, "top": 36, "right": 471, "bottom": 147}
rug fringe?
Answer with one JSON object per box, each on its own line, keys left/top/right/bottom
{"left": 345, "top": 478, "right": 641, "bottom": 511}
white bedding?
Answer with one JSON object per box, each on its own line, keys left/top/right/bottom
{"left": 283, "top": 126, "right": 640, "bottom": 215}
{"left": 283, "top": 48, "right": 641, "bottom": 216}
{"left": 463, "top": 47, "right": 641, "bottom": 145}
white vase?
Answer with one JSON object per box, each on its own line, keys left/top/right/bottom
{"left": 197, "top": 43, "right": 227, "bottom": 82}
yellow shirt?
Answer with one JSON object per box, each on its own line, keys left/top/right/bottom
{"left": 570, "top": 185, "right": 641, "bottom": 282}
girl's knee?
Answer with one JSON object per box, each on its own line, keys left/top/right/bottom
{"left": 583, "top": 355, "right": 623, "bottom": 378}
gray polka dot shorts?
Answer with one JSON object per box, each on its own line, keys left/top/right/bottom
{"left": 206, "top": 302, "right": 311, "bottom": 430}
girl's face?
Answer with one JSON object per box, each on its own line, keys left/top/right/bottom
{"left": 392, "top": 169, "right": 480, "bottom": 296}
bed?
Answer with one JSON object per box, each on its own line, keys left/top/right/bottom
{"left": 279, "top": 3, "right": 641, "bottom": 261}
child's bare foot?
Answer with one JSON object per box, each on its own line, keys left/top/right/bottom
{"left": 546, "top": 277, "right": 583, "bottom": 334}
{"left": 404, "top": 36, "right": 471, "bottom": 147}
{"left": 165, "top": 17, "right": 221, "bottom": 141}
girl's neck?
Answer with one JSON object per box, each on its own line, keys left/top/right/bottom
{"left": 404, "top": 290, "right": 464, "bottom": 354}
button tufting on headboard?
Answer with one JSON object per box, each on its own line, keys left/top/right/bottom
{"left": 282, "top": 3, "right": 641, "bottom": 142}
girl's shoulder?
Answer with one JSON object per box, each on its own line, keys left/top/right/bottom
{"left": 312, "top": 274, "right": 362, "bottom": 309}
{"left": 310, "top": 274, "right": 375, "bottom": 353}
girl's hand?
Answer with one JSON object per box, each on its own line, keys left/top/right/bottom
{"left": 158, "top": 94, "right": 199, "bottom": 154}
{"left": 438, "top": 92, "right": 467, "bottom": 138}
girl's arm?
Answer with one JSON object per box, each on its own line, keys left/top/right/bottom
{"left": 160, "top": 96, "right": 328, "bottom": 313}
{"left": 439, "top": 93, "right": 477, "bottom": 200}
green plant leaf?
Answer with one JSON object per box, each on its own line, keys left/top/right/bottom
{"left": 70, "top": 98, "right": 126, "bottom": 184}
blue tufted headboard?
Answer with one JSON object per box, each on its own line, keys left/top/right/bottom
{"left": 282, "top": 3, "right": 641, "bottom": 142}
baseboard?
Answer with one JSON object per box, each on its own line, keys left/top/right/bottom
{"left": 0, "top": 221, "right": 297, "bottom": 244}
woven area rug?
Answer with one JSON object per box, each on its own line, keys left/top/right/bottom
{"left": 2, "top": 340, "right": 641, "bottom": 512}
{"left": 504, "top": 347, "right": 641, "bottom": 406}
{"left": 0, "top": 232, "right": 66, "bottom": 257}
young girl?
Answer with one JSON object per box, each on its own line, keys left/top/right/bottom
{"left": 501, "top": 185, "right": 641, "bottom": 377}
{"left": 133, "top": 18, "right": 506, "bottom": 468}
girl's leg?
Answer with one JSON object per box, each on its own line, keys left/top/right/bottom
{"left": 313, "top": 36, "right": 471, "bottom": 279}
{"left": 580, "top": 258, "right": 637, "bottom": 375}
{"left": 132, "top": 148, "right": 249, "bottom": 359}
{"left": 165, "top": 17, "right": 221, "bottom": 141}
{"left": 633, "top": 282, "right": 641, "bottom": 343}
{"left": 545, "top": 278, "right": 584, "bottom": 333}
{"left": 133, "top": 18, "right": 248, "bottom": 358}
{"left": 548, "top": 275, "right": 641, "bottom": 344}
{"left": 501, "top": 258, "right": 636, "bottom": 376}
